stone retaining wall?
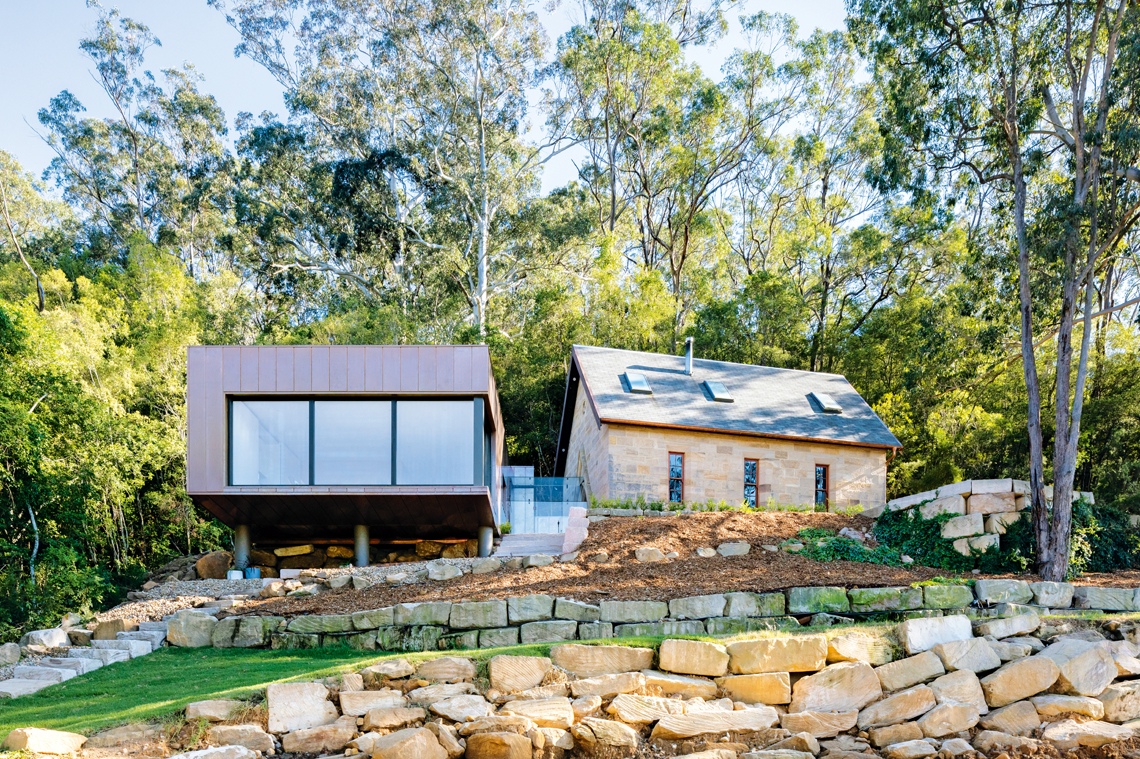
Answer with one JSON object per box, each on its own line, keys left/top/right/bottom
{"left": 62, "top": 605, "right": 1140, "bottom": 759}
{"left": 165, "top": 579, "right": 1136, "bottom": 653}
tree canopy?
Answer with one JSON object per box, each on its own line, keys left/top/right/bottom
{"left": 2, "top": 0, "right": 1140, "bottom": 631}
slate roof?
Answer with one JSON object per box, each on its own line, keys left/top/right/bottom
{"left": 568, "top": 344, "right": 900, "bottom": 449}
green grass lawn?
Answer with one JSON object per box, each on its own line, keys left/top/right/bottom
{"left": 0, "top": 637, "right": 674, "bottom": 741}
{"left": 9, "top": 611, "right": 1073, "bottom": 744}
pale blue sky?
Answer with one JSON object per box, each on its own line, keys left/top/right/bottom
{"left": 1, "top": 0, "right": 847, "bottom": 194}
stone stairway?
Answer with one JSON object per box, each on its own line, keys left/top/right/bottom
{"left": 0, "top": 620, "right": 168, "bottom": 699}
{"left": 492, "top": 533, "right": 566, "bottom": 557}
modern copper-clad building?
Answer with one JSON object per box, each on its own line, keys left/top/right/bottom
{"left": 185, "top": 345, "right": 505, "bottom": 566}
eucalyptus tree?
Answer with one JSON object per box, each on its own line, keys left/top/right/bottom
{"left": 37, "top": 6, "right": 232, "bottom": 276}
{"left": 214, "top": 0, "right": 563, "bottom": 334}
{"left": 850, "top": 0, "right": 1140, "bottom": 580}
{"left": 0, "top": 153, "right": 71, "bottom": 312}
{"left": 548, "top": 6, "right": 800, "bottom": 340}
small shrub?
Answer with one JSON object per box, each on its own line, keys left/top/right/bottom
{"left": 500, "top": 522, "right": 511, "bottom": 535}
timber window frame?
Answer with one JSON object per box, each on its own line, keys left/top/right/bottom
{"left": 815, "top": 464, "right": 830, "bottom": 509}
{"left": 744, "top": 458, "right": 758, "bottom": 508}
{"left": 668, "top": 452, "right": 685, "bottom": 504}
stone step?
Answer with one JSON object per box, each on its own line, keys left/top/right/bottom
{"left": 118, "top": 630, "right": 166, "bottom": 648}
{"left": 40, "top": 657, "right": 102, "bottom": 674}
{"left": 138, "top": 621, "right": 168, "bottom": 632}
{"left": 92, "top": 639, "right": 152, "bottom": 658}
{"left": 12, "top": 665, "right": 76, "bottom": 683}
{"left": 69, "top": 647, "right": 130, "bottom": 665}
{"left": 0, "top": 679, "right": 53, "bottom": 698}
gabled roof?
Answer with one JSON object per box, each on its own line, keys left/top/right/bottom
{"left": 554, "top": 344, "right": 900, "bottom": 474}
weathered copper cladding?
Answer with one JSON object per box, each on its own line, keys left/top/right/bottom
{"left": 186, "top": 345, "right": 503, "bottom": 541}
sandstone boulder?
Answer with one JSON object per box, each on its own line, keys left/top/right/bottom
{"left": 827, "top": 632, "right": 894, "bottom": 666}
{"left": 1041, "top": 719, "right": 1133, "bottom": 750}
{"left": 550, "top": 644, "right": 654, "bottom": 677}
{"left": 465, "top": 731, "right": 532, "bottom": 759}
{"left": 407, "top": 682, "right": 477, "bottom": 706}
{"left": 371, "top": 727, "right": 447, "bottom": 759}
{"left": 363, "top": 707, "right": 427, "bottom": 731}
{"left": 417, "top": 656, "right": 476, "bottom": 682}
{"left": 979, "top": 701, "right": 1040, "bottom": 735}
{"left": 778, "top": 711, "right": 857, "bottom": 738}
{"left": 569, "top": 672, "right": 645, "bottom": 699}
{"left": 195, "top": 551, "right": 232, "bottom": 580}
{"left": 727, "top": 635, "right": 827, "bottom": 674}
{"left": 281, "top": 720, "right": 356, "bottom": 753}
{"left": 339, "top": 689, "right": 407, "bottom": 716}
{"left": 207, "top": 725, "right": 275, "bottom": 753}
{"left": 973, "top": 579, "right": 1032, "bottom": 604}
{"left": 875, "top": 651, "right": 945, "bottom": 693}
{"left": 500, "top": 697, "right": 575, "bottom": 729}
{"left": 650, "top": 708, "right": 779, "bottom": 739}
{"left": 882, "top": 739, "right": 937, "bottom": 759}
{"left": 716, "top": 673, "right": 791, "bottom": 705}
{"left": 980, "top": 656, "right": 1061, "bottom": 707}
{"left": 1039, "top": 639, "right": 1116, "bottom": 697}
{"left": 857, "top": 685, "right": 936, "bottom": 730}
{"left": 930, "top": 638, "right": 1001, "bottom": 673}
{"left": 571, "top": 717, "right": 639, "bottom": 748}
{"left": 916, "top": 702, "right": 978, "bottom": 738}
{"left": 640, "top": 669, "right": 718, "bottom": 699}
{"left": 606, "top": 693, "right": 685, "bottom": 723}
{"left": 868, "top": 722, "right": 923, "bottom": 748}
{"left": 185, "top": 699, "right": 242, "bottom": 721}
{"left": 361, "top": 659, "right": 415, "bottom": 686}
{"left": 789, "top": 661, "right": 882, "bottom": 714}
{"left": 267, "top": 682, "right": 339, "bottom": 733}
{"left": 431, "top": 694, "right": 494, "bottom": 722}
{"left": 1097, "top": 682, "right": 1140, "bottom": 723}
{"left": 929, "top": 669, "right": 988, "bottom": 715}
{"left": 1030, "top": 581, "right": 1074, "bottom": 607}
{"left": 1031, "top": 694, "right": 1105, "bottom": 719}
{"left": 2, "top": 728, "right": 87, "bottom": 754}
{"left": 974, "top": 612, "right": 1039, "bottom": 639}
{"left": 489, "top": 655, "right": 552, "bottom": 693}
{"left": 898, "top": 616, "right": 972, "bottom": 655}
{"left": 167, "top": 611, "right": 218, "bottom": 648}
{"left": 660, "top": 639, "right": 729, "bottom": 677}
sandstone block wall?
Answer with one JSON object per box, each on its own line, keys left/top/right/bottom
{"left": 562, "top": 403, "right": 888, "bottom": 510}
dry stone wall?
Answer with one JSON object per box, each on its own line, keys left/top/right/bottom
{"left": 146, "top": 578, "right": 1138, "bottom": 653}
{"left": 866, "top": 479, "right": 1096, "bottom": 557}
{"left": 32, "top": 611, "right": 1140, "bottom": 759}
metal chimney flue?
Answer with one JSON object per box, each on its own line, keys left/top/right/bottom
{"left": 684, "top": 337, "right": 694, "bottom": 375}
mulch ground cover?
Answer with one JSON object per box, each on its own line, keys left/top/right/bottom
{"left": 223, "top": 511, "right": 1140, "bottom": 618}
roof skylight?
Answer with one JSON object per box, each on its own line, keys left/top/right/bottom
{"left": 810, "top": 391, "right": 843, "bottom": 414}
{"left": 624, "top": 372, "right": 652, "bottom": 394}
{"left": 703, "top": 380, "right": 733, "bottom": 403}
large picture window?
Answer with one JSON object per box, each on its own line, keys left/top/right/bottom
{"left": 396, "top": 400, "right": 475, "bottom": 485}
{"left": 231, "top": 401, "right": 310, "bottom": 486}
{"left": 230, "top": 398, "right": 476, "bottom": 486}
{"left": 314, "top": 401, "right": 391, "bottom": 484}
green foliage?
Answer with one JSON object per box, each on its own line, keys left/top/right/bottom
{"left": 499, "top": 522, "right": 511, "bottom": 535}
{"left": 787, "top": 527, "right": 903, "bottom": 566}
{"left": 1068, "top": 499, "right": 1140, "bottom": 577}
{"left": 873, "top": 508, "right": 976, "bottom": 572}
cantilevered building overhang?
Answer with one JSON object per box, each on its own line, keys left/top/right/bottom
{"left": 185, "top": 345, "right": 504, "bottom": 565}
